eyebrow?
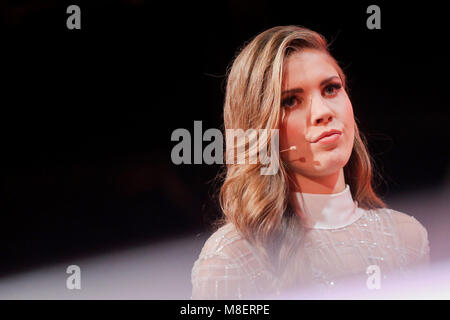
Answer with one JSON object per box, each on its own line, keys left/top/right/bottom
{"left": 281, "top": 76, "right": 340, "bottom": 96}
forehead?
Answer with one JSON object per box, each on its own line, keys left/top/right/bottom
{"left": 282, "top": 48, "right": 339, "bottom": 88}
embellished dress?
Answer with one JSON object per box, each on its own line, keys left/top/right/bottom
{"left": 191, "top": 184, "right": 430, "bottom": 299}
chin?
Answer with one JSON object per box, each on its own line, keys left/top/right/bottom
{"left": 293, "top": 162, "right": 344, "bottom": 178}
{"left": 311, "top": 156, "right": 348, "bottom": 175}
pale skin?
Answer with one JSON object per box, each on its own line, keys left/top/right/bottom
{"left": 279, "top": 48, "right": 355, "bottom": 194}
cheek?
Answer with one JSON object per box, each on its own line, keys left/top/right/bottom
{"left": 280, "top": 110, "right": 306, "bottom": 150}
{"left": 343, "top": 94, "right": 354, "bottom": 120}
{"left": 341, "top": 100, "right": 355, "bottom": 148}
{"left": 344, "top": 102, "right": 355, "bottom": 131}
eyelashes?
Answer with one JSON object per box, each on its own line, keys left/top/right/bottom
{"left": 281, "top": 83, "right": 342, "bottom": 108}
{"left": 324, "top": 83, "right": 342, "bottom": 96}
{"left": 281, "top": 96, "right": 302, "bottom": 108}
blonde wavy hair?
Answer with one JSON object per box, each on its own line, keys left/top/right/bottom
{"left": 215, "top": 25, "right": 386, "bottom": 289}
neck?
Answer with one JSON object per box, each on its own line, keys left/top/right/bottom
{"left": 289, "top": 183, "right": 362, "bottom": 229}
{"left": 289, "top": 168, "right": 346, "bottom": 194}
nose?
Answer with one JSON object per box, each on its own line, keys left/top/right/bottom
{"left": 309, "top": 94, "right": 334, "bottom": 126}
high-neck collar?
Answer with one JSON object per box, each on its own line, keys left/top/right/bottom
{"left": 290, "top": 184, "right": 363, "bottom": 230}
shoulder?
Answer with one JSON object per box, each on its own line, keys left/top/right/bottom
{"left": 373, "top": 207, "right": 430, "bottom": 259}
{"left": 197, "top": 223, "right": 247, "bottom": 259}
{"left": 191, "top": 223, "right": 263, "bottom": 299}
{"left": 383, "top": 207, "right": 428, "bottom": 239}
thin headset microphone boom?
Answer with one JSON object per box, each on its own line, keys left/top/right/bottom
{"left": 280, "top": 146, "right": 296, "bottom": 153}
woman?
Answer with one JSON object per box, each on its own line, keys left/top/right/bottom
{"left": 191, "top": 25, "right": 430, "bottom": 299}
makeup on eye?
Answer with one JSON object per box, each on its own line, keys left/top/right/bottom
{"left": 281, "top": 96, "right": 303, "bottom": 108}
{"left": 324, "top": 83, "right": 342, "bottom": 96}
{"left": 281, "top": 82, "right": 342, "bottom": 108}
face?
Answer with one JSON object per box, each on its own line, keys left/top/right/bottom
{"left": 279, "top": 48, "right": 355, "bottom": 178}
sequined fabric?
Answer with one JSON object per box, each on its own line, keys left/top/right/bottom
{"left": 191, "top": 208, "right": 430, "bottom": 299}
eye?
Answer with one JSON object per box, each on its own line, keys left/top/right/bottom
{"left": 323, "top": 83, "right": 342, "bottom": 96}
{"left": 281, "top": 96, "right": 302, "bottom": 108}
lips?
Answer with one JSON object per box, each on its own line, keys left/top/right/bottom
{"left": 312, "top": 129, "right": 342, "bottom": 143}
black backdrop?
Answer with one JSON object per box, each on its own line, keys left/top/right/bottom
{"left": 1, "top": 0, "right": 448, "bottom": 276}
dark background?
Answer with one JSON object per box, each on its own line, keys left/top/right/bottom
{"left": 0, "top": 0, "right": 448, "bottom": 277}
